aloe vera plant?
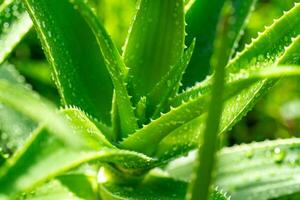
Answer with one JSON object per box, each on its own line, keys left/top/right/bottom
{"left": 0, "top": 0, "right": 300, "bottom": 199}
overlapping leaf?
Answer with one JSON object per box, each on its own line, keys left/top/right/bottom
{"left": 167, "top": 139, "right": 300, "bottom": 200}
{"left": 174, "top": 2, "right": 300, "bottom": 105}
{"left": 22, "top": 0, "right": 114, "bottom": 125}
{"left": 153, "top": 3, "right": 300, "bottom": 159}
{"left": 23, "top": 173, "right": 98, "bottom": 200}
{"left": 0, "top": 0, "right": 32, "bottom": 64}
{"left": 0, "top": 63, "right": 35, "bottom": 156}
{"left": 182, "top": 0, "right": 225, "bottom": 86}
{"left": 148, "top": 40, "right": 195, "bottom": 119}
{"left": 123, "top": 0, "right": 185, "bottom": 107}
{"left": 69, "top": 0, "right": 138, "bottom": 138}
{"left": 186, "top": 8, "right": 229, "bottom": 198}
{"left": 182, "top": 0, "right": 256, "bottom": 87}
{"left": 99, "top": 172, "right": 229, "bottom": 200}
{"left": 0, "top": 80, "right": 156, "bottom": 199}
{"left": 0, "top": 80, "right": 82, "bottom": 146}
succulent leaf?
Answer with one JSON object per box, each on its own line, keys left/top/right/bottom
{"left": 123, "top": 0, "right": 185, "bottom": 106}
{"left": 22, "top": 0, "right": 114, "bottom": 125}
{"left": 166, "top": 138, "right": 300, "bottom": 200}
{"left": 69, "top": 0, "right": 138, "bottom": 139}
{"left": 156, "top": 3, "right": 300, "bottom": 159}
{"left": 148, "top": 40, "right": 196, "bottom": 119}
{"left": 182, "top": 0, "right": 225, "bottom": 86}
{"left": 0, "top": 106, "right": 153, "bottom": 200}
{"left": 0, "top": 0, "right": 32, "bottom": 64}
{"left": 0, "top": 63, "right": 35, "bottom": 157}
{"left": 99, "top": 172, "right": 229, "bottom": 200}
{"left": 22, "top": 173, "right": 98, "bottom": 200}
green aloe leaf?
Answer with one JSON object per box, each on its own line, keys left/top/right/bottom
{"left": 157, "top": 38, "right": 300, "bottom": 160}
{"left": 153, "top": 3, "right": 300, "bottom": 159}
{"left": 154, "top": 62, "right": 299, "bottom": 161}
{"left": 22, "top": 0, "right": 114, "bottom": 125}
{"left": 120, "top": 91, "right": 210, "bottom": 156}
{"left": 186, "top": 7, "right": 229, "bottom": 198}
{"left": 99, "top": 172, "right": 229, "bottom": 200}
{"left": 0, "top": 79, "right": 83, "bottom": 146}
{"left": 0, "top": 63, "right": 35, "bottom": 156}
{"left": 174, "top": 2, "right": 300, "bottom": 105}
{"left": 148, "top": 40, "right": 196, "bottom": 119}
{"left": 217, "top": 0, "right": 258, "bottom": 67}
{"left": 181, "top": 0, "right": 225, "bottom": 86}
{"left": 13, "top": 60, "right": 53, "bottom": 87}
{"left": 182, "top": 0, "right": 257, "bottom": 87}
{"left": 219, "top": 35, "right": 300, "bottom": 138}
{"left": 123, "top": 0, "right": 185, "bottom": 106}
{"left": 155, "top": 65, "right": 300, "bottom": 161}
{"left": 122, "top": 0, "right": 298, "bottom": 156}
{"left": 0, "top": 0, "right": 32, "bottom": 64}
{"left": 23, "top": 173, "right": 98, "bottom": 200}
{"left": 69, "top": 0, "right": 138, "bottom": 138}
{"left": 120, "top": 62, "right": 300, "bottom": 158}
{"left": 0, "top": 107, "right": 154, "bottom": 199}
{"left": 217, "top": 139, "right": 300, "bottom": 200}
{"left": 0, "top": 78, "right": 153, "bottom": 199}
{"left": 166, "top": 138, "right": 300, "bottom": 200}
{"left": 121, "top": 64, "right": 300, "bottom": 159}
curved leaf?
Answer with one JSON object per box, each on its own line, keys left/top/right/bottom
{"left": 218, "top": 0, "right": 258, "bottom": 65}
{"left": 0, "top": 80, "right": 83, "bottom": 146}
{"left": 22, "top": 0, "right": 114, "bottom": 124}
{"left": 99, "top": 172, "right": 229, "bottom": 200}
{"left": 173, "top": 2, "right": 300, "bottom": 105}
{"left": 186, "top": 10, "right": 228, "bottom": 198}
{"left": 166, "top": 139, "right": 300, "bottom": 200}
{"left": 123, "top": 0, "right": 185, "bottom": 106}
{"left": 0, "top": 108, "right": 154, "bottom": 200}
{"left": 23, "top": 174, "right": 98, "bottom": 200}
{"left": 0, "top": 63, "right": 35, "bottom": 156}
{"left": 121, "top": 2, "right": 300, "bottom": 157}
{"left": 156, "top": 4, "right": 300, "bottom": 159}
{"left": 155, "top": 66, "right": 300, "bottom": 161}
{"left": 0, "top": 0, "right": 32, "bottom": 64}
{"left": 69, "top": 0, "right": 138, "bottom": 138}
{"left": 182, "top": 0, "right": 257, "bottom": 87}
{"left": 219, "top": 34, "right": 300, "bottom": 137}
{"left": 0, "top": 80, "right": 153, "bottom": 199}
{"left": 120, "top": 92, "right": 210, "bottom": 156}
{"left": 121, "top": 62, "right": 300, "bottom": 158}
{"left": 182, "top": 0, "right": 225, "bottom": 86}
{"left": 148, "top": 40, "right": 196, "bottom": 119}
{"left": 19, "top": 174, "right": 97, "bottom": 200}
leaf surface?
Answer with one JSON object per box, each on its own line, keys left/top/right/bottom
{"left": 23, "top": 0, "right": 114, "bottom": 124}
{"left": 182, "top": 0, "right": 225, "bottom": 86}
{"left": 0, "top": 63, "right": 35, "bottom": 156}
{"left": 174, "top": 2, "right": 300, "bottom": 105}
{"left": 0, "top": 79, "right": 83, "bottom": 146}
{"left": 99, "top": 172, "right": 229, "bottom": 200}
{"left": 0, "top": 0, "right": 32, "bottom": 64}
{"left": 0, "top": 107, "right": 153, "bottom": 200}
{"left": 154, "top": 3, "right": 300, "bottom": 159}
{"left": 148, "top": 40, "right": 195, "bottom": 119}
{"left": 121, "top": 1, "right": 300, "bottom": 156}
{"left": 166, "top": 139, "right": 300, "bottom": 200}
{"left": 123, "top": 0, "right": 185, "bottom": 106}
{"left": 23, "top": 174, "right": 98, "bottom": 200}
{"left": 69, "top": 0, "right": 138, "bottom": 138}
{"left": 216, "top": 0, "right": 257, "bottom": 67}
{"left": 182, "top": 0, "right": 256, "bottom": 87}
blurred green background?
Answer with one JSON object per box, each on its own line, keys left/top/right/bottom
{"left": 7, "top": 0, "right": 300, "bottom": 147}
